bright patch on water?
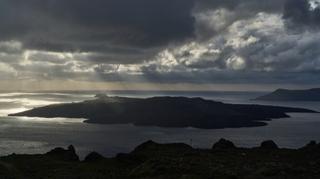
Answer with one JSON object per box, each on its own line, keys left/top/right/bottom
{"left": 0, "top": 107, "right": 30, "bottom": 116}
{"left": 14, "top": 116, "right": 85, "bottom": 123}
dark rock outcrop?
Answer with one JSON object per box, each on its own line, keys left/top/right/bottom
{"left": 304, "top": 140, "right": 317, "bottom": 148}
{"left": 84, "top": 152, "right": 105, "bottom": 162}
{"left": 260, "top": 140, "right": 279, "bottom": 150}
{"left": 212, "top": 138, "right": 236, "bottom": 150}
{"left": 95, "top": 94, "right": 108, "bottom": 99}
{"left": 132, "top": 140, "right": 193, "bottom": 157}
{"left": 300, "top": 140, "right": 320, "bottom": 151}
{"left": 45, "top": 145, "right": 79, "bottom": 162}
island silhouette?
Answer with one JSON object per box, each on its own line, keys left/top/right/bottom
{"left": 10, "top": 95, "right": 317, "bottom": 129}
{"left": 256, "top": 88, "right": 320, "bottom": 101}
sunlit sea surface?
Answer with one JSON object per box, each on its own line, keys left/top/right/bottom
{"left": 0, "top": 91, "right": 319, "bottom": 158}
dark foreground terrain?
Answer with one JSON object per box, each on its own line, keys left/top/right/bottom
{"left": 1, "top": 139, "right": 320, "bottom": 178}
{"left": 10, "top": 96, "right": 317, "bottom": 129}
{"left": 256, "top": 88, "right": 320, "bottom": 101}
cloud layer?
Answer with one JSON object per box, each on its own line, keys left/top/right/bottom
{"left": 0, "top": 0, "right": 320, "bottom": 89}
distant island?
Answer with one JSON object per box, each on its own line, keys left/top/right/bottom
{"left": 9, "top": 95, "right": 317, "bottom": 129}
{"left": 2, "top": 139, "right": 320, "bottom": 178}
{"left": 256, "top": 88, "right": 320, "bottom": 101}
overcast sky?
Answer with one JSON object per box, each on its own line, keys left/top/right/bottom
{"left": 0, "top": 0, "right": 320, "bottom": 91}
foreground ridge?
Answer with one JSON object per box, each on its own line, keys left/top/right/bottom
{"left": 1, "top": 139, "right": 320, "bottom": 178}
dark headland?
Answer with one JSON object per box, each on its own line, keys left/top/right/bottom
{"left": 2, "top": 139, "right": 320, "bottom": 178}
{"left": 256, "top": 88, "right": 320, "bottom": 101}
{"left": 10, "top": 95, "right": 317, "bottom": 129}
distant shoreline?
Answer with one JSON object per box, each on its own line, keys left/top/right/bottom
{"left": 255, "top": 88, "right": 320, "bottom": 101}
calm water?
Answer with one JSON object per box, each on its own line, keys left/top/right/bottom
{"left": 0, "top": 91, "right": 319, "bottom": 158}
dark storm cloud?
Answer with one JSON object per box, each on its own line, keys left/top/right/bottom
{"left": 0, "top": 0, "right": 195, "bottom": 53}
{"left": 283, "top": 0, "right": 320, "bottom": 29}
{"left": 196, "top": 0, "right": 285, "bottom": 12}
{"left": 1, "top": 0, "right": 320, "bottom": 87}
{"left": 0, "top": 0, "right": 287, "bottom": 54}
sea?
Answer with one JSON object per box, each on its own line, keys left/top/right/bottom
{"left": 0, "top": 91, "right": 319, "bottom": 158}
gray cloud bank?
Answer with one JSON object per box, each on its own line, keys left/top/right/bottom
{"left": 0, "top": 0, "right": 320, "bottom": 87}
